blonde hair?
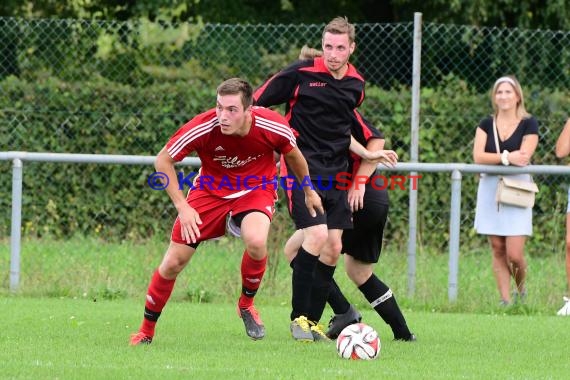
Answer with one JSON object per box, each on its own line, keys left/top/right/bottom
{"left": 491, "top": 75, "right": 530, "bottom": 119}
{"left": 322, "top": 16, "right": 355, "bottom": 44}
{"left": 299, "top": 45, "right": 323, "bottom": 60}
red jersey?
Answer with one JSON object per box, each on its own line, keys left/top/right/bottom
{"left": 166, "top": 106, "right": 296, "bottom": 198}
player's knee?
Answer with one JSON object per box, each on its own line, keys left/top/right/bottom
{"left": 244, "top": 236, "right": 267, "bottom": 255}
{"left": 327, "top": 240, "right": 343, "bottom": 256}
{"left": 159, "top": 259, "right": 186, "bottom": 278}
{"left": 303, "top": 227, "right": 328, "bottom": 249}
{"left": 161, "top": 246, "right": 193, "bottom": 277}
{"left": 346, "top": 265, "right": 373, "bottom": 285}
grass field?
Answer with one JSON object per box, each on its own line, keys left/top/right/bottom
{"left": 1, "top": 236, "right": 568, "bottom": 314}
{"left": 1, "top": 297, "right": 569, "bottom": 379}
{"left": 1, "top": 236, "right": 569, "bottom": 379}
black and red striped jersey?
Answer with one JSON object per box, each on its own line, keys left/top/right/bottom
{"left": 254, "top": 56, "right": 366, "bottom": 179}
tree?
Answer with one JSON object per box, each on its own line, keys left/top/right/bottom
{"left": 1, "top": 0, "right": 568, "bottom": 30}
{"left": 391, "top": 0, "right": 570, "bottom": 29}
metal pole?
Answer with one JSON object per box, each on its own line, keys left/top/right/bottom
{"left": 448, "top": 169, "right": 462, "bottom": 301}
{"left": 408, "top": 12, "right": 422, "bottom": 296}
{"left": 10, "top": 158, "right": 23, "bottom": 292}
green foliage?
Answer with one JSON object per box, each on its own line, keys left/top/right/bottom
{"left": 184, "top": 286, "right": 214, "bottom": 303}
{"left": 5, "top": 0, "right": 570, "bottom": 31}
{"left": 361, "top": 75, "right": 569, "bottom": 255}
{"left": 392, "top": 0, "right": 570, "bottom": 29}
{"left": 93, "top": 286, "right": 127, "bottom": 300}
{"left": 2, "top": 74, "right": 569, "bottom": 254}
{"left": 1, "top": 75, "right": 211, "bottom": 241}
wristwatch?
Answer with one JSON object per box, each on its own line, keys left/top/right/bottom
{"left": 501, "top": 150, "right": 510, "bottom": 166}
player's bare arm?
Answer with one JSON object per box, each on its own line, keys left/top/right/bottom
{"left": 155, "top": 147, "right": 202, "bottom": 243}
{"left": 349, "top": 136, "right": 398, "bottom": 168}
{"left": 348, "top": 138, "right": 388, "bottom": 212}
{"left": 283, "top": 147, "right": 324, "bottom": 217}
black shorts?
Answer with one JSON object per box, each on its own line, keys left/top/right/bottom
{"left": 342, "top": 183, "right": 389, "bottom": 263}
{"left": 286, "top": 180, "right": 352, "bottom": 230}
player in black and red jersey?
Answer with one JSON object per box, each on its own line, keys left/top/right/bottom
{"left": 130, "top": 78, "right": 323, "bottom": 345}
{"left": 285, "top": 110, "right": 416, "bottom": 341}
{"left": 255, "top": 17, "right": 397, "bottom": 341}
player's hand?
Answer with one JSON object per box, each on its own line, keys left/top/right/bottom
{"left": 348, "top": 184, "right": 365, "bottom": 212}
{"left": 178, "top": 205, "right": 202, "bottom": 244}
{"left": 364, "top": 149, "right": 398, "bottom": 168}
{"left": 304, "top": 189, "right": 324, "bottom": 217}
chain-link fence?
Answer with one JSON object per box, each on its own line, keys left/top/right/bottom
{"left": 1, "top": 16, "right": 570, "bottom": 254}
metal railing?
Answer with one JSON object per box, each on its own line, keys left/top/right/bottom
{"left": 4, "top": 151, "right": 569, "bottom": 301}
{"left": 2, "top": 14, "right": 569, "bottom": 270}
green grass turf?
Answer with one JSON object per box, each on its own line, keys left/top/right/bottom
{"left": 1, "top": 297, "right": 569, "bottom": 379}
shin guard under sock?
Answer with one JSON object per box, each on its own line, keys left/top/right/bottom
{"left": 327, "top": 278, "right": 351, "bottom": 315}
{"left": 359, "top": 274, "right": 412, "bottom": 339}
{"left": 291, "top": 247, "right": 318, "bottom": 320}
{"left": 238, "top": 252, "right": 267, "bottom": 308}
{"left": 140, "top": 269, "right": 176, "bottom": 336}
{"left": 308, "top": 261, "right": 336, "bottom": 322}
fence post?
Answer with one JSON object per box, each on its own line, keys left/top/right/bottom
{"left": 408, "top": 12, "right": 422, "bottom": 297}
{"left": 448, "top": 169, "right": 462, "bottom": 301}
{"left": 10, "top": 158, "right": 23, "bottom": 292}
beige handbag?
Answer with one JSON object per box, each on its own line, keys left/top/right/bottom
{"left": 495, "top": 176, "right": 539, "bottom": 208}
{"left": 492, "top": 118, "right": 539, "bottom": 208}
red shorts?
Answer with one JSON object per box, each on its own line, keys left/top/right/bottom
{"left": 170, "top": 188, "right": 277, "bottom": 244}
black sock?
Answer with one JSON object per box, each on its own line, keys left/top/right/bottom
{"left": 308, "top": 261, "right": 336, "bottom": 322}
{"left": 359, "top": 274, "right": 412, "bottom": 340}
{"left": 327, "top": 279, "right": 351, "bottom": 315}
{"left": 290, "top": 247, "right": 318, "bottom": 320}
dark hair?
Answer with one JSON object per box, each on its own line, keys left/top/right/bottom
{"left": 216, "top": 78, "right": 253, "bottom": 109}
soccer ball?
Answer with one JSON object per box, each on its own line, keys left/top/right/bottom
{"left": 336, "top": 323, "right": 381, "bottom": 360}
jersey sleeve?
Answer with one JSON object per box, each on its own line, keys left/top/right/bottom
{"left": 351, "top": 110, "right": 383, "bottom": 145}
{"left": 268, "top": 112, "right": 297, "bottom": 154}
{"left": 254, "top": 61, "right": 302, "bottom": 107}
{"left": 165, "top": 110, "right": 215, "bottom": 161}
{"left": 267, "top": 118, "right": 296, "bottom": 155}
{"left": 252, "top": 107, "right": 297, "bottom": 155}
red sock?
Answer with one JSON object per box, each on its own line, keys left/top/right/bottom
{"left": 139, "top": 269, "right": 176, "bottom": 336}
{"left": 238, "top": 252, "right": 267, "bottom": 308}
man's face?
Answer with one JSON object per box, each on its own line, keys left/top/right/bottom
{"left": 322, "top": 32, "right": 355, "bottom": 75}
{"left": 215, "top": 94, "right": 250, "bottom": 136}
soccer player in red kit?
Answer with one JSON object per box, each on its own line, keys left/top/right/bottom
{"left": 130, "top": 78, "right": 323, "bottom": 345}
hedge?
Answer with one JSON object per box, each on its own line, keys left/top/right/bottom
{"left": 1, "top": 74, "right": 569, "bottom": 255}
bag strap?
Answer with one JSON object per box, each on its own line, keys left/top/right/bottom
{"left": 493, "top": 117, "right": 502, "bottom": 211}
{"left": 492, "top": 117, "right": 500, "bottom": 154}
{"left": 494, "top": 117, "right": 536, "bottom": 185}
